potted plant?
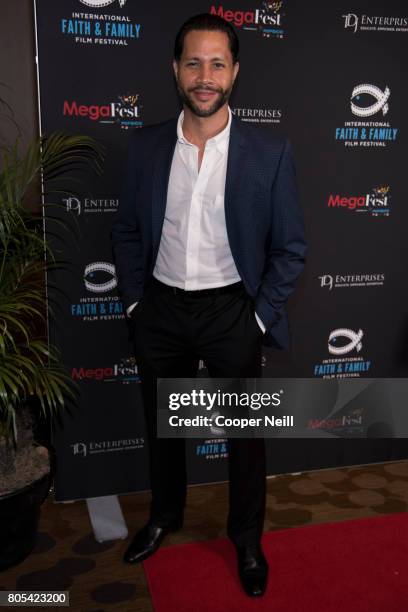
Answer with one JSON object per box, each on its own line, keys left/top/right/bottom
{"left": 0, "top": 125, "right": 104, "bottom": 570}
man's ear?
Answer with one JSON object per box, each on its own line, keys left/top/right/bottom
{"left": 233, "top": 61, "right": 239, "bottom": 84}
{"left": 173, "top": 60, "right": 179, "bottom": 80}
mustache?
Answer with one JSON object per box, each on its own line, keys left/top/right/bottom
{"left": 189, "top": 85, "right": 223, "bottom": 93}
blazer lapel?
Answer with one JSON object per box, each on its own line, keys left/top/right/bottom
{"left": 151, "top": 120, "right": 177, "bottom": 257}
{"left": 224, "top": 115, "right": 249, "bottom": 260}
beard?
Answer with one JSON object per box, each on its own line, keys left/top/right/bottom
{"left": 176, "top": 81, "right": 232, "bottom": 117}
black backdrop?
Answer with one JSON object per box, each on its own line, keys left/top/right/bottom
{"left": 34, "top": 0, "right": 408, "bottom": 501}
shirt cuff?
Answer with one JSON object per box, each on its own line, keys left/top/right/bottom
{"left": 255, "top": 312, "right": 266, "bottom": 334}
{"left": 126, "top": 302, "right": 138, "bottom": 318}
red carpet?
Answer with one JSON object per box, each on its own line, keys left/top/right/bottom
{"left": 143, "top": 513, "right": 408, "bottom": 611}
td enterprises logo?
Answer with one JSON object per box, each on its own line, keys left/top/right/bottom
{"left": 210, "top": 1, "right": 285, "bottom": 39}
{"left": 63, "top": 196, "right": 118, "bottom": 216}
{"left": 232, "top": 107, "right": 282, "bottom": 124}
{"left": 335, "top": 84, "right": 398, "bottom": 148}
{"left": 60, "top": 1, "right": 141, "bottom": 48}
{"left": 71, "top": 261, "right": 124, "bottom": 322}
{"left": 342, "top": 13, "right": 408, "bottom": 34}
{"left": 71, "top": 357, "right": 139, "bottom": 383}
{"left": 318, "top": 273, "right": 385, "bottom": 291}
{"left": 327, "top": 186, "right": 391, "bottom": 216}
{"left": 314, "top": 328, "right": 371, "bottom": 379}
{"left": 70, "top": 436, "right": 144, "bottom": 459}
{"left": 63, "top": 94, "right": 142, "bottom": 129}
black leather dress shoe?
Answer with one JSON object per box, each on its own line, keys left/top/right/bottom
{"left": 236, "top": 544, "right": 268, "bottom": 597}
{"left": 124, "top": 520, "right": 182, "bottom": 564}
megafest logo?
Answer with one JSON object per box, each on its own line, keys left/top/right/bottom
{"left": 342, "top": 13, "right": 408, "bottom": 34}
{"left": 71, "top": 356, "right": 139, "bottom": 383}
{"left": 63, "top": 94, "right": 142, "bottom": 129}
{"left": 63, "top": 196, "right": 118, "bottom": 216}
{"left": 70, "top": 436, "right": 144, "bottom": 459}
{"left": 61, "top": 1, "right": 141, "bottom": 47}
{"left": 335, "top": 84, "right": 398, "bottom": 148}
{"left": 71, "top": 261, "right": 125, "bottom": 322}
{"left": 314, "top": 328, "right": 371, "bottom": 379}
{"left": 232, "top": 107, "right": 282, "bottom": 124}
{"left": 307, "top": 407, "right": 365, "bottom": 436}
{"left": 318, "top": 273, "right": 385, "bottom": 291}
{"left": 327, "top": 186, "right": 391, "bottom": 216}
{"left": 210, "top": 1, "right": 285, "bottom": 39}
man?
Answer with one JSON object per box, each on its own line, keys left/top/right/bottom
{"left": 111, "top": 13, "right": 306, "bottom": 598}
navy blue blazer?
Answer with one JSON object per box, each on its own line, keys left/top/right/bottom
{"left": 111, "top": 114, "right": 306, "bottom": 350}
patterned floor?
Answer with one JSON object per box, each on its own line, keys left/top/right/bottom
{"left": 2, "top": 461, "right": 408, "bottom": 611}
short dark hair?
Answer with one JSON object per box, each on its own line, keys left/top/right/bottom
{"left": 174, "top": 13, "right": 239, "bottom": 64}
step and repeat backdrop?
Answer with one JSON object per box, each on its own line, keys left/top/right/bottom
{"left": 34, "top": 0, "right": 408, "bottom": 501}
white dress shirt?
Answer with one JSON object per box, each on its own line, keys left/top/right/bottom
{"left": 153, "top": 107, "right": 240, "bottom": 289}
{"left": 127, "top": 107, "right": 265, "bottom": 333}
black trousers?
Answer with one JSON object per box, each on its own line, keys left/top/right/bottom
{"left": 131, "top": 277, "right": 266, "bottom": 547}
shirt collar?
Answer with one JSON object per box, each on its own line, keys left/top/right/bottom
{"left": 177, "top": 106, "right": 232, "bottom": 152}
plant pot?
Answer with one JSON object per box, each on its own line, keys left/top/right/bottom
{"left": 0, "top": 471, "right": 52, "bottom": 571}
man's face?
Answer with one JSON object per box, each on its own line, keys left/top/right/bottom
{"left": 173, "top": 29, "right": 239, "bottom": 118}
